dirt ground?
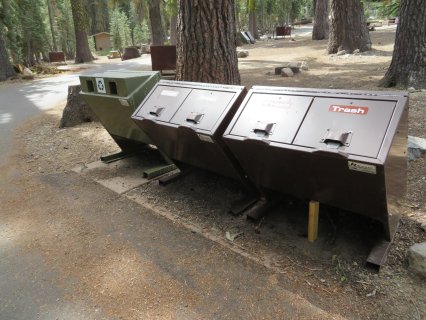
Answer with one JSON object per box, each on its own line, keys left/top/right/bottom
{"left": 2, "top": 26, "right": 426, "bottom": 319}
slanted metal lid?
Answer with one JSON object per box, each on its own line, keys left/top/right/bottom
{"left": 170, "top": 89, "right": 236, "bottom": 132}
{"left": 132, "top": 85, "right": 192, "bottom": 122}
{"left": 293, "top": 97, "right": 396, "bottom": 158}
{"left": 229, "top": 93, "right": 313, "bottom": 144}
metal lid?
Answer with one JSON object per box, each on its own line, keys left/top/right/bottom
{"left": 132, "top": 85, "right": 192, "bottom": 122}
{"left": 229, "top": 92, "right": 313, "bottom": 144}
{"left": 293, "top": 97, "right": 397, "bottom": 158}
{"left": 170, "top": 89, "right": 236, "bottom": 132}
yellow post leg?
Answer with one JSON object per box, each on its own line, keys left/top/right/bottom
{"left": 308, "top": 201, "right": 320, "bottom": 242}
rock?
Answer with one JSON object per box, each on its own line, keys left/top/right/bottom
{"left": 408, "top": 242, "right": 426, "bottom": 278}
{"left": 281, "top": 68, "right": 294, "bottom": 77}
{"left": 421, "top": 223, "right": 426, "bottom": 232}
{"left": 23, "top": 67, "right": 33, "bottom": 75}
{"left": 237, "top": 49, "right": 249, "bottom": 58}
{"left": 353, "top": 49, "right": 360, "bottom": 54}
{"left": 287, "top": 62, "right": 300, "bottom": 73}
{"left": 408, "top": 87, "right": 416, "bottom": 93}
{"left": 300, "top": 61, "right": 309, "bottom": 70}
{"left": 337, "top": 50, "right": 347, "bottom": 56}
{"left": 408, "top": 135, "right": 426, "bottom": 161}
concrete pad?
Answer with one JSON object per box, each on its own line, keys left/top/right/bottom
{"left": 72, "top": 155, "right": 151, "bottom": 194}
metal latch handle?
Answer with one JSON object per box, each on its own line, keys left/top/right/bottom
{"left": 253, "top": 122, "right": 275, "bottom": 135}
{"left": 321, "top": 130, "right": 352, "bottom": 147}
{"left": 149, "top": 106, "right": 164, "bottom": 117}
{"left": 186, "top": 112, "right": 204, "bottom": 124}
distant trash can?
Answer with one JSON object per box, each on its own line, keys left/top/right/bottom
{"left": 239, "top": 31, "right": 251, "bottom": 44}
{"left": 150, "top": 45, "right": 176, "bottom": 77}
{"left": 131, "top": 80, "right": 250, "bottom": 181}
{"left": 79, "top": 71, "right": 161, "bottom": 151}
{"left": 223, "top": 86, "right": 408, "bottom": 261}
{"left": 49, "top": 51, "right": 65, "bottom": 63}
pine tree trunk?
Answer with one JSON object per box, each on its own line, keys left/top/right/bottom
{"left": 47, "top": 0, "right": 58, "bottom": 51}
{"left": 176, "top": 0, "right": 240, "bottom": 85}
{"left": 0, "top": 31, "right": 15, "bottom": 81}
{"left": 327, "top": 0, "right": 371, "bottom": 54}
{"left": 149, "top": 0, "right": 165, "bottom": 46}
{"left": 70, "top": 0, "right": 93, "bottom": 63}
{"left": 170, "top": 14, "right": 177, "bottom": 45}
{"left": 380, "top": 0, "right": 426, "bottom": 88}
{"left": 248, "top": 0, "right": 258, "bottom": 38}
{"left": 59, "top": 85, "right": 98, "bottom": 128}
{"left": 312, "top": 0, "right": 329, "bottom": 40}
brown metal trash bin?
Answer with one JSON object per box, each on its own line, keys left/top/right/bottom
{"left": 150, "top": 45, "right": 176, "bottom": 74}
{"left": 223, "top": 86, "right": 408, "bottom": 265}
{"left": 131, "top": 80, "right": 249, "bottom": 181}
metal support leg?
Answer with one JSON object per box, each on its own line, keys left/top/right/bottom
{"left": 308, "top": 201, "right": 320, "bottom": 242}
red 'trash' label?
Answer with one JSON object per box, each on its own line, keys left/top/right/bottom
{"left": 329, "top": 105, "right": 369, "bottom": 115}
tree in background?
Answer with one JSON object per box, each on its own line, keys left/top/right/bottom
{"left": 248, "top": 0, "right": 258, "bottom": 38}
{"left": 312, "top": 0, "right": 328, "bottom": 40}
{"left": 327, "top": 0, "right": 371, "bottom": 53}
{"left": 110, "top": 8, "right": 131, "bottom": 50}
{"left": 70, "top": 0, "right": 93, "bottom": 63}
{"left": 0, "top": 31, "right": 15, "bottom": 80}
{"left": 46, "top": 0, "right": 58, "bottom": 51}
{"left": 57, "top": 0, "right": 76, "bottom": 59}
{"left": 165, "top": 0, "right": 178, "bottom": 45}
{"left": 87, "top": 0, "right": 109, "bottom": 35}
{"left": 380, "top": 0, "right": 426, "bottom": 88}
{"left": 16, "top": 0, "right": 50, "bottom": 65}
{"left": 176, "top": 0, "right": 240, "bottom": 84}
{"left": 149, "top": 0, "right": 164, "bottom": 45}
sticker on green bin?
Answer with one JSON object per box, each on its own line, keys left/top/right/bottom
{"left": 96, "top": 78, "right": 106, "bottom": 93}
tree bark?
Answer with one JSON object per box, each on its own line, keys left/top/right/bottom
{"left": 0, "top": 31, "right": 15, "bottom": 81}
{"left": 380, "top": 0, "right": 426, "bottom": 88}
{"left": 70, "top": 0, "right": 93, "bottom": 63}
{"left": 47, "top": 0, "right": 58, "bottom": 51}
{"left": 60, "top": 85, "right": 98, "bottom": 128}
{"left": 248, "top": 0, "right": 258, "bottom": 39}
{"left": 327, "top": 0, "right": 371, "bottom": 54}
{"left": 176, "top": 0, "right": 240, "bottom": 85}
{"left": 170, "top": 14, "right": 177, "bottom": 45}
{"left": 312, "top": 0, "right": 328, "bottom": 40}
{"left": 149, "top": 0, "right": 165, "bottom": 45}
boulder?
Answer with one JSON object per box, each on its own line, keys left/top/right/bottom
{"left": 300, "top": 61, "right": 309, "bottom": 70}
{"left": 408, "top": 135, "right": 426, "bottom": 161}
{"left": 281, "top": 68, "right": 294, "bottom": 77}
{"left": 408, "top": 242, "right": 426, "bottom": 278}
{"left": 237, "top": 49, "right": 249, "bottom": 58}
{"left": 336, "top": 50, "right": 347, "bottom": 56}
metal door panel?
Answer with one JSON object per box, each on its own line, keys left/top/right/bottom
{"left": 294, "top": 97, "right": 396, "bottom": 158}
{"left": 133, "top": 85, "right": 191, "bottom": 122}
{"left": 170, "top": 89, "right": 236, "bottom": 132}
{"left": 229, "top": 93, "right": 313, "bottom": 144}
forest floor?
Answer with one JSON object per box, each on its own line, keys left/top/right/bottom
{"left": 1, "top": 25, "right": 426, "bottom": 319}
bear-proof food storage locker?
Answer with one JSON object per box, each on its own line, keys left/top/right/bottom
{"left": 131, "top": 80, "right": 252, "bottom": 184}
{"left": 223, "top": 86, "right": 408, "bottom": 265}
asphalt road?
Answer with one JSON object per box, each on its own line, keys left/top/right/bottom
{"left": 0, "top": 56, "right": 153, "bottom": 166}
